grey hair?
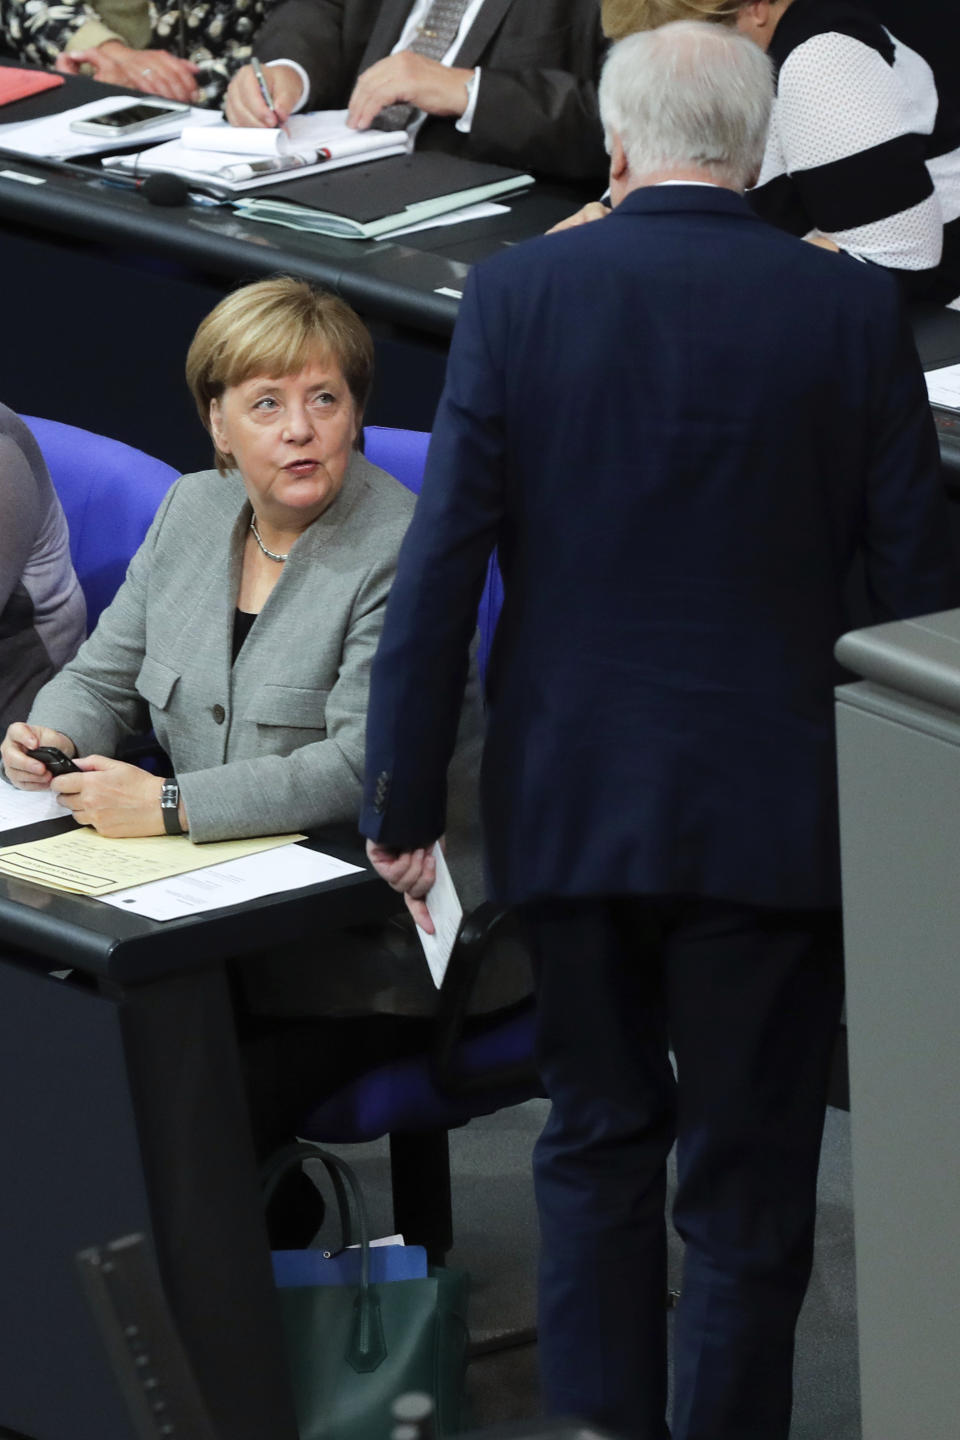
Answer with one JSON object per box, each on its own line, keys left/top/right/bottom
{"left": 598, "top": 21, "right": 774, "bottom": 190}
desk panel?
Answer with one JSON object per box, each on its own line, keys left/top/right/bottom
{"left": 0, "top": 827, "right": 398, "bottom": 982}
{"left": 0, "top": 72, "right": 958, "bottom": 479}
{"left": 0, "top": 72, "right": 577, "bottom": 464}
{"left": 0, "top": 956, "right": 149, "bottom": 1440}
{"left": 0, "top": 827, "right": 397, "bottom": 1438}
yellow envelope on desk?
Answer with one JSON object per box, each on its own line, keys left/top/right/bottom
{"left": 0, "top": 828, "right": 305, "bottom": 897}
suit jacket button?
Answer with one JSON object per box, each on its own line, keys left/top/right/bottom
{"left": 212, "top": 704, "right": 226, "bottom": 724}
{"left": 374, "top": 771, "right": 389, "bottom": 813}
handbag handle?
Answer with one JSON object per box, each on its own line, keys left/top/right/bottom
{"left": 260, "top": 1141, "right": 387, "bottom": 1372}
{"left": 261, "top": 1140, "right": 355, "bottom": 1252}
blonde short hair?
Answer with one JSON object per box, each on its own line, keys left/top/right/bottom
{"left": 186, "top": 277, "right": 375, "bottom": 472}
{"left": 602, "top": 0, "right": 741, "bottom": 41}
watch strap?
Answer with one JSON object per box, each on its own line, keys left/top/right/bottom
{"left": 160, "top": 777, "right": 185, "bottom": 836}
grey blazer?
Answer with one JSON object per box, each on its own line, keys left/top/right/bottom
{"left": 30, "top": 452, "right": 429, "bottom": 844}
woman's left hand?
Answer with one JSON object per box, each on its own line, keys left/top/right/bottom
{"left": 52, "top": 757, "right": 166, "bottom": 837}
{"left": 56, "top": 44, "right": 200, "bottom": 103}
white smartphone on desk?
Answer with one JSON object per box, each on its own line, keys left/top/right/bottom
{"left": 69, "top": 101, "right": 189, "bottom": 137}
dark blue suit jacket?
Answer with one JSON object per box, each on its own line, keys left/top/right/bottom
{"left": 360, "top": 185, "right": 958, "bottom": 909}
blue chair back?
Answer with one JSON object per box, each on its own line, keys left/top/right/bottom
{"left": 364, "top": 425, "right": 502, "bottom": 680}
{"left": 24, "top": 416, "right": 179, "bottom": 628}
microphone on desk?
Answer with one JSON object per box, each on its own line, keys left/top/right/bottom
{"left": 142, "top": 172, "right": 190, "bottom": 207}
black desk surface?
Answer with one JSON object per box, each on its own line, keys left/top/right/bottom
{"left": 0, "top": 819, "right": 398, "bottom": 984}
{"left": 3, "top": 68, "right": 960, "bottom": 348}
{"left": 0, "top": 70, "right": 583, "bottom": 338}
{"left": 2, "top": 67, "right": 960, "bottom": 465}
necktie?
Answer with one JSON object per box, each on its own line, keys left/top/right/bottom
{"left": 373, "top": 0, "right": 473, "bottom": 131}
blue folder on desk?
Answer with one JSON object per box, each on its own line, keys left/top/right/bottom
{"left": 272, "top": 1243, "right": 429, "bottom": 1288}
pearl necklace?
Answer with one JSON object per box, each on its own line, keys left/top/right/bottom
{"left": 250, "top": 515, "right": 288, "bottom": 563}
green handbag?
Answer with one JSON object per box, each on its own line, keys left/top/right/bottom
{"left": 263, "top": 1142, "right": 470, "bottom": 1440}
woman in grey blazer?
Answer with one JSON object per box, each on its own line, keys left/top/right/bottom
{"left": 0, "top": 279, "right": 512, "bottom": 1236}
{"left": 2, "top": 277, "right": 440, "bottom": 844}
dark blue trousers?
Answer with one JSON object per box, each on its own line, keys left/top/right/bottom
{"left": 524, "top": 896, "right": 844, "bottom": 1440}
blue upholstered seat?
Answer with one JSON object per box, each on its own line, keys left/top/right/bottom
{"left": 365, "top": 425, "right": 502, "bottom": 682}
{"left": 24, "top": 416, "right": 178, "bottom": 627}
{"left": 300, "top": 1005, "right": 537, "bottom": 1145}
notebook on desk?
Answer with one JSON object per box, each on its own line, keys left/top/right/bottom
{"left": 103, "top": 109, "right": 410, "bottom": 194}
{"left": 234, "top": 151, "right": 533, "bottom": 240}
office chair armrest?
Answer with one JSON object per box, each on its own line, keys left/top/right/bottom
{"left": 430, "top": 902, "right": 538, "bottom": 1099}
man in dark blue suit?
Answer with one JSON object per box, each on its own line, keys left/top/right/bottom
{"left": 360, "top": 20, "right": 958, "bottom": 1438}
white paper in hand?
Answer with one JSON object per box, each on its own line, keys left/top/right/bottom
{"left": 416, "top": 842, "right": 463, "bottom": 989}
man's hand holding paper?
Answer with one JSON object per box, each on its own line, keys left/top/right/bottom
{"left": 366, "top": 837, "right": 438, "bottom": 931}
{"left": 366, "top": 838, "right": 463, "bottom": 985}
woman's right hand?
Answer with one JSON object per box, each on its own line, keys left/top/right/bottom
{"left": 1, "top": 724, "right": 76, "bottom": 790}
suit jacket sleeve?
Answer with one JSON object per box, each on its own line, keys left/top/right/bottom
{"left": 361, "top": 267, "right": 505, "bottom": 848}
{"left": 468, "top": 57, "right": 606, "bottom": 183}
{"left": 253, "top": 0, "right": 358, "bottom": 108}
{"left": 862, "top": 292, "right": 960, "bottom": 620}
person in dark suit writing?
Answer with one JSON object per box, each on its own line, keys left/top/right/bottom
{"left": 224, "top": 0, "right": 608, "bottom": 184}
{"left": 358, "top": 21, "right": 958, "bottom": 1439}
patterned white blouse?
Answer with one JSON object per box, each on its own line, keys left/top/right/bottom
{"left": 751, "top": 0, "right": 960, "bottom": 303}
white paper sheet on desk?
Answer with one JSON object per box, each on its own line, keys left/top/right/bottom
{"left": 925, "top": 362, "right": 960, "bottom": 411}
{"left": 416, "top": 843, "right": 463, "bottom": 989}
{"left": 378, "top": 200, "right": 508, "bottom": 239}
{"left": 0, "top": 785, "right": 65, "bottom": 833}
{"left": 0, "top": 97, "right": 218, "bottom": 159}
{"left": 178, "top": 114, "right": 405, "bottom": 162}
{"left": 100, "top": 843, "right": 363, "bottom": 921}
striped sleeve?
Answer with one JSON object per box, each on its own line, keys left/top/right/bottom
{"left": 758, "top": 29, "right": 943, "bottom": 273}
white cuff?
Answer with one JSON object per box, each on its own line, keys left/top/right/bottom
{"left": 455, "top": 67, "right": 480, "bottom": 134}
{"left": 265, "top": 58, "right": 310, "bottom": 115}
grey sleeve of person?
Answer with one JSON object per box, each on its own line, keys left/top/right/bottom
{"left": 0, "top": 434, "right": 40, "bottom": 617}
{"left": 0, "top": 423, "right": 86, "bottom": 732}
{"left": 28, "top": 484, "right": 176, "bottom": 755}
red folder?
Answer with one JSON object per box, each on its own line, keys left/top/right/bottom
{"left": 0, "top": 69, "right": 65, "bottom": 107}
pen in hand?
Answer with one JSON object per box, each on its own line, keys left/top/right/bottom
{"left": 250, "top": 56, "right": 284, "bottom": 130}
